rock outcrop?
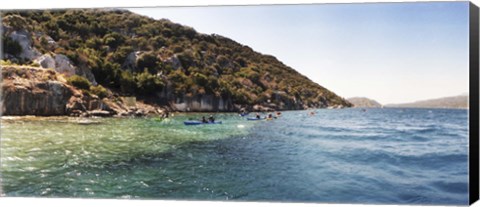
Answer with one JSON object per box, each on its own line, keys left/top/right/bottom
{"left": 122, "top": 51, "right": 143, "bottom": 70}
{"left": 162, "top": 54, "right": 182, "bottom": 70}
{"left": 7, "top": 30, "right": 41, "bottom": 60}
{"left": 53, "top": 54, "right": 76, "bottom": 76}
{"left": 34, "top": 54, "right": 56, "bottom": 69}
{"left": 34, "top": 54, "right": 97, "bottom": 85}
{"left": 1, "top": 66, "right": 165, "bottom": 117}
{"left": 4, "top": 25, "right": 99, "bottom": 85}
{"left": 33, "top": 54, "right": 96, "bottom": 85}
{"left": 75, "top": 66, "right": 97, "bottom": 86}
{"left": 1, "top": 67, "right": 72, "bottom": 115}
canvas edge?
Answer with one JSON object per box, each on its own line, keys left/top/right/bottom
{"left": 469, "top": 1, "right": 480, "bottom": 205}
{"left": 0, "top": 10, "right": 4, "bottom": 197}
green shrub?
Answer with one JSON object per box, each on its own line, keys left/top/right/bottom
{"left": 67, "top": 75, "right": 91, "bottom": 90}
{"left": 3, "top": 14, "right": 28, "bottom": 30}
{"left": 135, "top": 70, "right": 164, "bottom": 95}
{"left": 103, "top": 32, "right": 125, "bottom": 49}
{"left": 216, "top": 55, "right": 229, "bottom": 67}
{"left": 119, "top": 70, "right": 136, "bottom": 94}
{"left": 90, "top": 85, "right": 108, "bottom": 98}
{"left": 192, "top": 72, "right": 208, "bottom": 87}
{"left": 177, "top": 52, "right": 194, "bottom": 69}
{"left": 136, "top": 52, "right": 158, "bottom": 73}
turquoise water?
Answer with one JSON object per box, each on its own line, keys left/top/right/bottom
{"left": 0, "top": 108, "right": 469, "bottom": 204}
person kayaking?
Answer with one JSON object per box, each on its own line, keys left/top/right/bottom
{"left": 239, "top": 110, "right": 248, "bottom": 116}
{"left": 267, "top": 113, "right": 273, "bottom": 119}
{"left": 255, "top": 113, "right": 261, "bottom": 119}
{"left": 272, "top": 112, "right": 280, "bottom": 119}
{"left": 208, "top": 115, "right": 215, "bottom": 123}
{"left": 201, "top": 116, "right": 208, "bottom": 123}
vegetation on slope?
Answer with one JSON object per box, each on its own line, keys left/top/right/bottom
{"left": 2, "top": 9, "right": 351, "bottom": 110}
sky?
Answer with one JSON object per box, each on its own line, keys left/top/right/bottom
{"left": 129, "top": 2, "right": 469, "bottom": 105}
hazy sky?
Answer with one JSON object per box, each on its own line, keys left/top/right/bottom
{"left": 129, "top": 2, "right": 469, "bottom": 104}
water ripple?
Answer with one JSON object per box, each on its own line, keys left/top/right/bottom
{"left": 0, "top": 109, "right": 469, "bottom": 204}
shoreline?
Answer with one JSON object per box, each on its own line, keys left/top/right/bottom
{"left": 0, "top": 107, "right": 468, "bottom": 120}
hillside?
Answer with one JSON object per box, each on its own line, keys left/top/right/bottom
{"left": 1, "top": 9, "right": 351, "bottom": 115}
{"left": 347, "top": 97, "right": 382, "bottom": 108}
{"left": 386, "top": 95, "right": 468, "bottom": 109}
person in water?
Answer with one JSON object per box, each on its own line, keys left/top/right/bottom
{"left": 268, "top": 113, "right": 273, "bottom": 119}
{"left": 163, "top": 111, "right": 169, "bottom": 118}
{"left": 208, "top": 115, "right": 215, "bottom": 123}
{"left": 239, "top": 110, "right": 248, "bottom": 116}
{"left": 201, "top": 116, "right": 208, "bottom": 123}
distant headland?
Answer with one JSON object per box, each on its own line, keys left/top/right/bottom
{"left": 385, "top": 95, "right": 468, "bottom": 109}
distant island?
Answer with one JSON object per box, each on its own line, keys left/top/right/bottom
{"left": 347, "top": 97, "right": 382, "bottom": 108}
{"left": 1, "top": 9, "right": 351, "bottom": 117}
{"left": 385, "top": 95, "right": 468, "bottom": 109}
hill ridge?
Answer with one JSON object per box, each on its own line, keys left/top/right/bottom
{"left": 385, "top": 95, "right": 468, "bottom": 109}
{"left": 1, "top": 9, "right": 351, "bottom": 115}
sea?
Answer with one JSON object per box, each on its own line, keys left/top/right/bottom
{"left": 0, "top": 108, "right": 469, "bottom": 205}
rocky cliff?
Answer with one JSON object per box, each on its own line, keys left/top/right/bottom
{"left": 1, "top": 66, "right": 165, "bottom": 116}
{"left": 2, "top": 67, "right": 72, "bottom": 115}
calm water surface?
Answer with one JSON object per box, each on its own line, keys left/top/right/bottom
{"left": 0, "top": 108, "right": 469, "bottom": 204}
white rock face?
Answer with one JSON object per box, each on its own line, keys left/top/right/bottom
{"left": 123, "top": 51, "right": 143, "bottom": 70}
{"left": 165, "top": 54, "right": 182, "bottom": 70}
{"left": 34, "top": 54, "right": 96, "bottom": 85}
{"left": 76, "top": 66, "right": 98, "bottom": 86}
{"left": 8, "top": 30, "right": 41, "bottom": 60}
{"left": 33, "top": 32, "right": 57, "bottom": 49}
{"left": 7, "top": 28, "right": 97, "bottom": 85}
{"left": 45, "top": 36, "right": 57, "bottom": 48}
{"left": 34, "top": 54, "right": 55, "bottom": 69}
{"left": 54, "top": 54, "right": 76, "bottom": 76}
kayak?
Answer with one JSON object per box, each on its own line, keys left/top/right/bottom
{"left": 247, "top": 117, "right": 264, "bottom": 121}
{"left": 239, "top": 113, "right": 250, "bottom": 117}
{"left": 184, "top": 121, "right": 223, "bottom": 125}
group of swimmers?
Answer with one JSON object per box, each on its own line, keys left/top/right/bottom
{"left": 197, "top": 110, "right": 320, "bottom": 123}
{"left": 197, "top": 111, "right": 282, "bottom": 123}
{"left": 254, "top": 111, "right": 282, "bottom": 119}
